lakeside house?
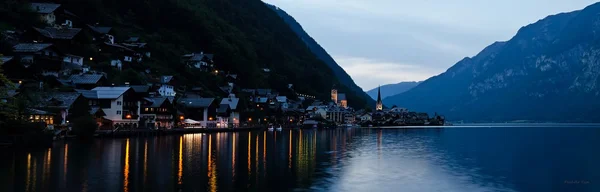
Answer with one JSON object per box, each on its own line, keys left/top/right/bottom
{"left": 178, "top": 97, "right": 216, "bottom": 127}
{"left": 77, "top": 87, "right": 141, "bottom": 129}
{"left": 157, "top": 76, "right": 176, "bottom": 97}
{"left": 217, "top": 94, "right": 240, "bottom": 127}
{"left": 141, "top": 97, "right": 174, "bottom": 129}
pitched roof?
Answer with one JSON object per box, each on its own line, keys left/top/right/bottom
{"left": 184, "top": 53, "right": 214, "bottom": 61}
{"left": 33, "top": 27, "right": 82, "bottom": 40}
{"left": 217, "top": 104, "right": 231, "bottom": 114}
{"left": 179, "top": 98, "right": 214, "bottom": 108}
{"left": 103, "top": 43, "right": 135, "bottom": 52}
{"left": 75, "top": 89, "right": 98, "bottom": 99}
{"left": 276, "top": 96, "right": 287, "bottom": 103}
{"left": 125, "top": 37, "right": 139, "bottom": 42}
{"left": 91, "top": 87, "right": 132, "bottom": 99}
{"left": 160, "top": 76, "right": 173, "bottom": 84}
{"left": 13, "top": 43, "right": 53, "bottom": 53}
{"left": 338, "top": 93, "right": 347, "bottom": 101}
{"left": 44, "top": 92, "right": 81, "bottom": 109}
{"left": 87, "top": 25, "right": 112, "bottom": 34}
{"left": 220, "top": 97, "right": 239, "bottom": 110}
{"left": 90, "top": 107, "right": 106, "bottom": 116}
{"left": 143, "top": 97, "right": 170, "bottom": 108}
{"left": 129, "top": 85, "right": 150, "bottom": 93}
{"left": 30, "top": 3, "right": 60, "bottom": 14}
{"left": 0, "top": 56, "right": 13, "bottom": 63}
{"left": 69, "top": 74, "right": 104, "bottom": 84}
{"left": 28, "top": 108, "right": 52, "bottom": 115}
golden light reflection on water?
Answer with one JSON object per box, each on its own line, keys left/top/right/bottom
{"left": 63, "top": 144, "right": 68, "bottom": 183}
{"left": 42, "top": 148, "right": 51, "bottom": 189}
{"left": 288, "top": 130, "right": 292, "bottom": 169}
{"left": 232, "top": 133, "right": 236, "bottom": 179}
{"left": 208, "top": 134, "right": 217, "bottom": 192}
{"left": 143, "top": 140, "right": 148, "bottom": 188}
{"left": 123, "top": 139, "right": 130, "bottom": 192}
{"left": 178, "top": 136, "right": 183, "bottom": 185}
{"left": 263, "top": 131, "right": 266, "bottom": 177}
{"left": 247, "top": 132, "right": 251, "bottom": 176}
{"left": 25, "top": 153, "right": 31, "bottom": 192}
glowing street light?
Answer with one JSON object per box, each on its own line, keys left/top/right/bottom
{"left": 89, "top": 57, "right": 93, "bottom": 61}
{"left": 126, "top": 114, "right": 132, "bottom": 119}
{"left": 179, "top": 116, "right": 184, "bottom": 120}
{"left": 248, "top": 118, "right": 252, "bottom": 122}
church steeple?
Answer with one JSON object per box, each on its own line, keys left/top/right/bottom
{"left": 376, "top": 85, "right": 383, "bottom": 111}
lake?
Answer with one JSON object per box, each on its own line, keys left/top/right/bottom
{"left": 1, "top": 125, "right": 599, "bottom": 192}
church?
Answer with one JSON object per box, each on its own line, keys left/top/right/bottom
{"left": 330, "top": 87, "right": 348, "bottom": 108}
{"left": 376, "top": 86, "right": 383, "bottom": 111}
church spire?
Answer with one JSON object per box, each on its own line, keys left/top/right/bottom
{"left": 376, "top": 85, "right": 383, "bottom": 111}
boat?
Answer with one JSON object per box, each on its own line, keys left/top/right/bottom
{"left": 276, "top": 125, "right": 282, "bottom": 131}
{"left": 268, "top": 124, "right": 274, "bottom": 131}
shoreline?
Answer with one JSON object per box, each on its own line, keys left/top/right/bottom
{"left": 93, "top": 126, "right": 266, "bottom": 138}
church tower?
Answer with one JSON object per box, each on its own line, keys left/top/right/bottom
{"left": 331, "top": 87, "right": 338, "bottom": 104}
{"left": 376, "top": 85, "right": 383, "bottom": 111}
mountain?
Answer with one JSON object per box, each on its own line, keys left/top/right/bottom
{"left": 384, "top": 2, "right": 600, "bottom": 122}
{"left": 366, "top": 81, "right": 421, "bottom": 100}
{"left": 265, "top": 4, "right": 375, "bottom": 107}
{"left": 0, "top": 0, "right": 369, "bottom": 108}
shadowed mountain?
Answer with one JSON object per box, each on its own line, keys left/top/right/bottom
{"left": 385, "top": 2, "right": 600, "bottom": 122}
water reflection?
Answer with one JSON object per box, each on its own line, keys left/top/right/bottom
{"left": 1, "top": 127, "right": 599, "bottom": 192}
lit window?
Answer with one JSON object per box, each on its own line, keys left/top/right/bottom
{"left": 145, "top": 108, "right": 149, "bottom": 112}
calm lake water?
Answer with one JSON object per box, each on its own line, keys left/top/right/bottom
{"left": 1, "top": 125, "right": 599, "bottom": 192}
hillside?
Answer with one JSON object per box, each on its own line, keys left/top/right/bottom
{"left": 265, "top": 4, "right": 375, "bottom": 107}
{"left": 384, "top": 2, "right": 600, "bottom": 122}
{"left": 366, "top": 81, "right": 421, "bottom": 100}
{"left": 0, "top": 0, "right": 368, "bottom": 108}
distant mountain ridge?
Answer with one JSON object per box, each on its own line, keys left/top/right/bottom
{"left": 366, "top": 81, "right": 421, "bottom": 100}
{"left": 384, "top": 2, "right": 600, "bottom": 122}
{"left": 266, "top": 4, "right": 375, "bottom": 107}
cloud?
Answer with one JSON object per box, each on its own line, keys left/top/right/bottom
{"left": 334, "top": 55, "right": 443, "bottom": 91}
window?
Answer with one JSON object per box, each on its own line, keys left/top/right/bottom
{"left": 117, "top": 101, "right": 122, "bottom": 105}
{"left": 145, "top": 108, "right": 149, "bottom": 112}
{"left": 117, "top": 111, "right": 121, "bottom": 115}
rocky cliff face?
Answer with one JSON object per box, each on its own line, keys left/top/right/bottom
{"left": 385, "top": 3, "right": 600, "bottom": 122}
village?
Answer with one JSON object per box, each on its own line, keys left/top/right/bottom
{"left": 0, "top": 3, "right": 442, "bottom": 136}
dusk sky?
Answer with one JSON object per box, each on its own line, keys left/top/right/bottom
{"left": 262, "top": 0, "right": 597, "bottom": 91}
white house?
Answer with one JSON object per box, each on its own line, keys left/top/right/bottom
{"left": 158, "top": 76, "right": 176, "bottom": 97}
{"left": 218, "top": 94, "right": 240, "bottom": 127}
{"left": 110, "top": 59, "right": 122, "bottom": 71}
{"left": 359, "top": 113, "right": 372, "bottom": 121}
{"left": 77, "top": 87, "right": 141, "bottom": 128}
{"left": 63, "top": 54, "right": 84, "bottom": 66}
{"left": 30, "top": 3, "right": 60, "bottom": 26}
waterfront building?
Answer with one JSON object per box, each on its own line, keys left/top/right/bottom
{"left": 376, "top": 86, "right": 383, "bottom": 111}
{"left": 77, "top": 87, "right": 141, "bottom": 129}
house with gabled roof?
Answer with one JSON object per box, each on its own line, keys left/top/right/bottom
{"left": 39, "top": 92, "right": 88, "bottom": 125}
{"left": 178, "top": 97, "right": 217, "bottom": 127}
{"left": 217, "top": 94, "right": 240, "bottom": 127}
{"left": 86, "top": 25, "right": 114, "bottom": 44}
{"left": 157, "top": 75, "right": 176, "bottom": 96}
{"left": 67, "top": 74, "right": 107, "bottom": 89}
{"left": 77, "top": 87, "right": 141, "bottom": 129}
{"left": 30, "top": 3, "right": 61, "bottom": 25}
{"left": 181, "top": 52, "right": 214, "bottom": 71}
{"left": 140, "top": 96, "right": 174, "bottom": 129}
{"left": 12, "top": 43, "right": 65, "bottom": 76}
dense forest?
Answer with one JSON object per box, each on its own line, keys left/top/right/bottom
{"left": 0, "top": 0, "right": 369, "bottom": 108}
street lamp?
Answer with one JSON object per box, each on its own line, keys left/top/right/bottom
{"left": 126, "top": 114, "right": 132, "bottom": 119}
{"left": 179, "top": 116, "right": 184, "bottom": 120}
{"left": 248, "top": 118, "right": 252, "bottom": 122}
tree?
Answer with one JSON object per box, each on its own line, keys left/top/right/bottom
{"left": 0, "top": 58, "right": 18, "bottom": 124}
{"left": 71, "top": 115, "right": 98, "bottom": 139}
